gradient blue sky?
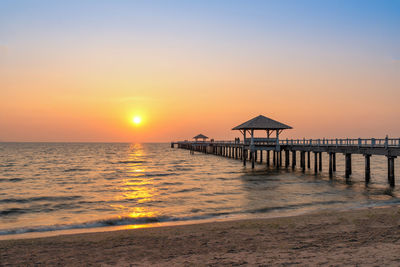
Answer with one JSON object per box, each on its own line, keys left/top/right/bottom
{"left": 1, "top": 0, "right": 399, "bottom": 141}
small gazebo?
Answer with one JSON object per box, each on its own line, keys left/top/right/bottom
{"left": 232, "top": 115, "right": 292, "bottom": 150}
{"left": 193, "top": 134, "right": 209, "bottom": 142}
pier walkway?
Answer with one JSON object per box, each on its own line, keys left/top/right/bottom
{"left": 172, "top": 115, "right": 399, "bottom": 187}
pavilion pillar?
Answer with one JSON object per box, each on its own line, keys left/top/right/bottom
{"left": 251, "top": 130, "right": 255, "bottom": 169}
{"left": 243, "top": 130, "right": 247, "bottom": 166}
{"left": 314, "top": 152, "right": 318, "bottom": 174}
{"left": 292, "top": 151, "right": 296, "bottom": 169}
{"left": 364, "top": 154, "right": 371, "bottom": 184}
{"left": 387, "top": 156, "right": 396, "bottom": 187}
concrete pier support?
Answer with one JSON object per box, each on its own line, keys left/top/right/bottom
{"left": 292, "top": 151, "right": 296, "bottom": 170}
{"left": 329, "top": 153, "right": 333, "bottom": 178}
{"left": 365, "top": 154, "right": 371, "bottom": 184}
{"left": 387, "top": 156, "right": 396, "bottom": 187}
{"left": 254, "top": 150, "right": 257, "bottom": 162}
{"left": 307, "top": 151, "right": 310, "bottom": 169}
{"left": 243, "top": 149, "right": 247, "bottom": 166}
{"left": 314, "top": 152, "right": 318, "bottom": 174}
{"left": 273, "top": 151, "right": 276, "bottom": 166}
{"left": 345, "top": 153, "right": 352, "bottom": 178}
{"left": 260, "top": 150, "right": 263, "bottom": 163}
{"left": 266, "top": 151, "right": 270, "bottom": 166}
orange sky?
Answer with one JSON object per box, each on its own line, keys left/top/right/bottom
{"left": 1, "top": 1, "right": 399, "bottom": 142}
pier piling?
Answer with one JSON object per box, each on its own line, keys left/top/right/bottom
{"left": 319, "top": 152, "right": 322, "bottom": 171}
{"left": 292, "top": 151, "right": 296, "bottom": 170}
{"left": 345, "top": 153, "right": 352, "bottom": 178}
{"left": 387, "top": 156, "right": 396, "bottom": 187}
{"left": 314, "top": 152, "right": 318, "bottom": 174}
{"left": 285, "top": 150, "right": 289, "bottom": 168}
{"left": 301, "top": 151, "right": 305, "bottom": 172}
{"left": 365, "top": 154, "right": 371, "bottom": 184}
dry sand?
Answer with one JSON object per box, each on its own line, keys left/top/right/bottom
{"left": 1, "top": 206, "right": 400, "bottom": 266}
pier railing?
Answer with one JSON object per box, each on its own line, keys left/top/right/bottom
{"left": 281, "top": 138, "right": 400, "bottom": 148}
{"left": 176, "top": 138, "right": 400, "bottom": 148}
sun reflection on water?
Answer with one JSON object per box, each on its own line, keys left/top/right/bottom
{"left": 113, "top": 143, "right": 159, "bottom": 220}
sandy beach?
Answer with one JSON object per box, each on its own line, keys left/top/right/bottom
{"left": 1, "top": 206, "right": 400, "bottom": 266}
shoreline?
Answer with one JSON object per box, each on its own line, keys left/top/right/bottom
{"left": 1, "top": 205, "right": 400, "bottom": 266}
{"left": 1, "top": 201, "right": 396, "bottom": 241}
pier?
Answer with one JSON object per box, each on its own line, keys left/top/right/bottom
{"left": 172, "top": 115, "right": 400, "bottom": 187}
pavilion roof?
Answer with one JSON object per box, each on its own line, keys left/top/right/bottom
{"left": 193, "top": 134, "right": 208, "bottom": 139}
{"left": 232, "top": 115, "right": 292, "bottom": 130}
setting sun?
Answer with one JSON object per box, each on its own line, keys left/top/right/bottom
{"left": 132, "top": 116, "right": 142, "bottom": 125}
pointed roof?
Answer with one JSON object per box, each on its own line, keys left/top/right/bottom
{"left": 193, "top": 134, "right": 208, "bottom": 139}
{"left": 232, "top": 115, "right": 292, "bottom": 130}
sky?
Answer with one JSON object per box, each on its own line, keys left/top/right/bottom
{"left": 1, "top": 0, "right": 399, "bottom": 142}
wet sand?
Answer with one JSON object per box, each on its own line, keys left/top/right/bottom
{"left": 1, "top": 206, "right": 400, "bottom": 266}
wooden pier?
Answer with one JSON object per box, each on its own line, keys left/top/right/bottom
{"left": 172, "top": 115, "right": 400, "bottom": 187}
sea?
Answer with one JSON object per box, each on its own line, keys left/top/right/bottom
{"left": 1, "top": 142, "right": 399, "bottom": 240}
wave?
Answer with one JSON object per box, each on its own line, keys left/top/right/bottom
{"left": 0, "top": 214, "right": 214, "bottom": 236}
{"left": 0, "top": 195, "right": 82, "bottom": 204}
{"left": 0, "top": 178, "right": 23, "bottom": 182}
{"left": 63, "top": 168, "right": 92, "bottom": 172}
{"left": 116, "top": 160, "right": 146, "bottom": 164}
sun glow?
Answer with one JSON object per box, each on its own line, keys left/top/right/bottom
{"left": 132, "top": 116, "right": 142, "bottom": 125}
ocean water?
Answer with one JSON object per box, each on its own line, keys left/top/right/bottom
{"left": 0, "top": 142, "right": 400, "bottom": 239}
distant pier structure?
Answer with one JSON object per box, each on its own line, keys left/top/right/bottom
{"left": 171, "top": 115, "right": 400, "bottom": 187}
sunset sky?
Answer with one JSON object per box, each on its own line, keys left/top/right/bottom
{"left": 1, "top": 0, "right": 399, "bottom": 142}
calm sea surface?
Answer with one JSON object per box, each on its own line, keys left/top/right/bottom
{"left": 1, "top": 142, "right": 400, "bottom": 239}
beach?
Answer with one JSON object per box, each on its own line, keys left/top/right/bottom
{"left": 1, "top": 206, "right": 400, "bottom": 266}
